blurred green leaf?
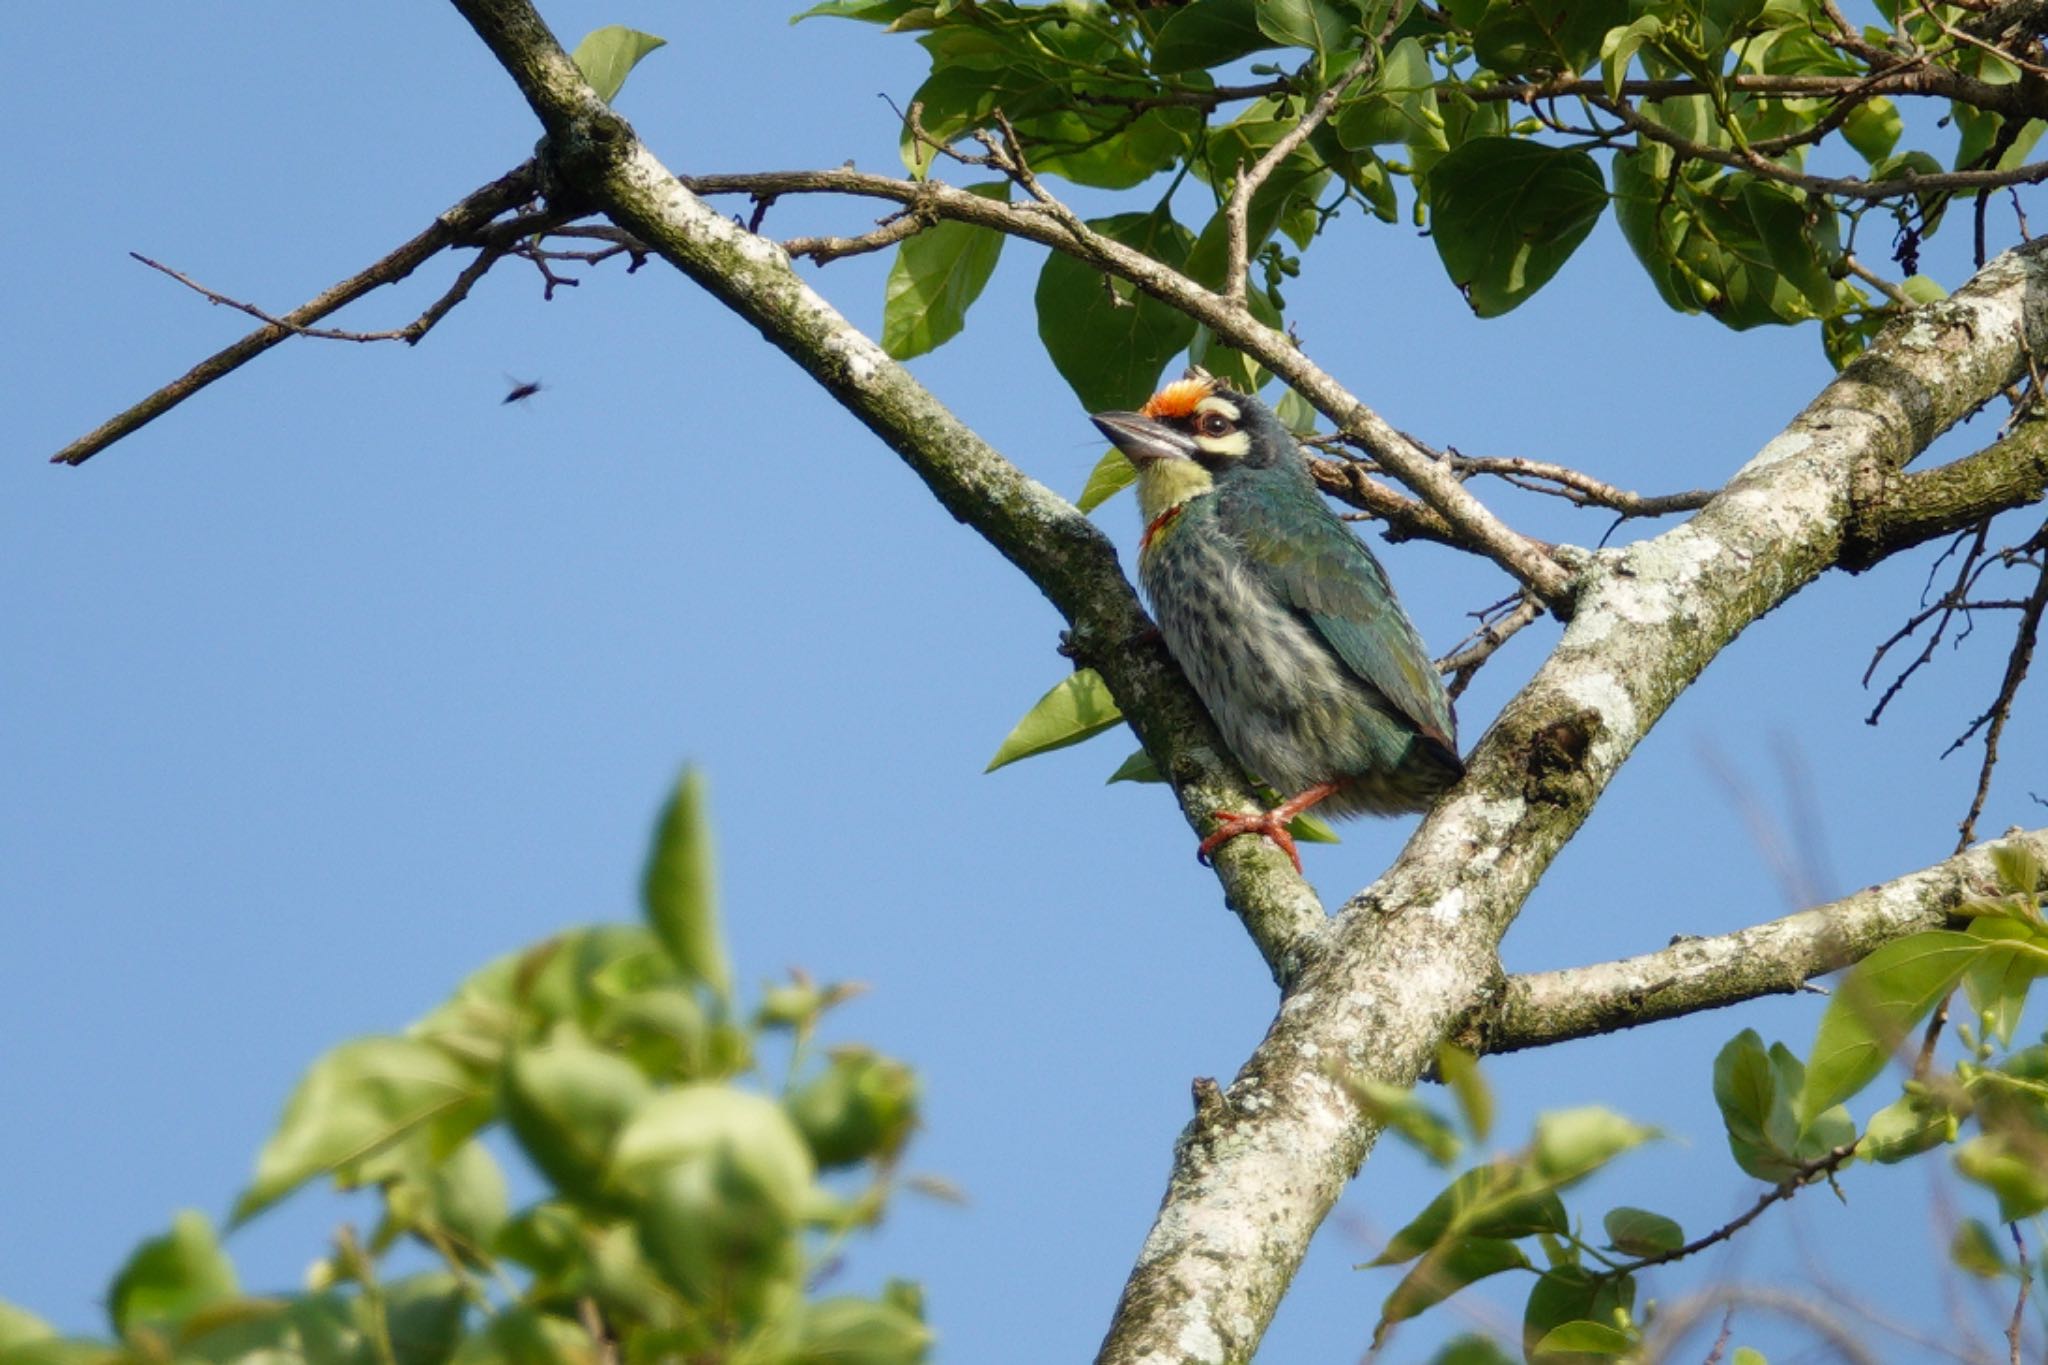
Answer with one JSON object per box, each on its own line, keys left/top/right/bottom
{"left": 1990, "top": 842, "right": 2045, "bottom": 897}
{"left": 1601, "top": 1206, "right": 1682, "bottom": 1257}
{"left": 881, "top": 184, "right": 1009, "bottom": 359}
{"left": 1255, "top": 0, "right": 1358, "bottom": 74}
{"left": 786, "top": 1048, "right": 921, "bottom": 1167}
{"left": 1437, "top": 1043, "right": 1493, "bottom": 1143}
{"left": 613, "top": 1084, "right": 816, "bottom": 1211}
{"left": 1951, "top": 1218, "right": 2013, "bottom": 1278}
{"left": 1371, "top": 1161, "right": 1566, "bottom": 1266}
{"left": 1860, "top": 1091, "right": 1952, "bottom": 1164}
{"left": 107, "top": 1210, "right": 238, "bottom": 1337}
{"left": 504, "top": 1041, "right": 652, "bottom": 1204}
{"left": 0, "top": 1301, "right": 55, "bottom": 1351}
{"left": 234, "top": 1038, "right": 486, "bottom": 1223}
{"left": 1956, "top": 1132, "right": 2048, "bottom": 1221}
{"left": 447, "top": 1305, "right": 595, "bottom": 1365}
{"left": 1532, "top": 1107, "right": 1655, "bottom": 1186}
{"left": 1532, "top": 1321, "right": 1633, "bottom": 1355}
{"left": 1524, "top": 1267, "right": 1634, "bottom": 1364}
{"left": 570, "top": 26, "right": 666, "bottom": 103}
{"left": 634, "top": 1150, "right": 805, "bottom": 1320}
{"left": 643, "top": 768, "right": 732, "bottom": 1004}
{"left": 1335, "top": 38, "right": 1438, "bottom": 148}
{"left": 1799, "top": 931, "right": 1980, "bottom": 1126}
{"left": 1428, "top": 1336, "right": 1516, "bottom": 1365}
{"left": 1345, "top": 1077, "right": 1462, "bottom": 1164}
{"left": 1427, "top": 139, "right": 1605, "bottom": 316}
{"left": 793, "top": 0, "right": 928, "bottom": 22}
{"left": 986, "top": 669, "right": 1124, "bottom": 772}
{"left": 1077, "top": 447, "right": 1138, "bottom": 513}
{"left": 1963, "top": 916, "right": 2048, "bottom": 1046}
{"left": 792, "top": 1296, "right": 933, "bottom": 1364}
{"left": 1374, "top": 1237, "right": 1529, "bottom": 1344}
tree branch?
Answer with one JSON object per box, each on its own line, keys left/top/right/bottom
{"left": 1094, "top": 247, "right": 2048, "bottom": 1363}
{"left": 1466, "top": 827, "right": 2048, "bottom": 1057}
{"left": 1222, "top": 59, "right": 1373, "bottom": 307}
{"left": 50, "top": 162, "right": 538, "bottom": 467}
{"left": 443, "top": 0, "right": 1338, "bottom": 988}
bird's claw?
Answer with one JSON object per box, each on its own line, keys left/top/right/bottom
{"left": 1196, "top": 809, "right": 1304, "bottom": 875}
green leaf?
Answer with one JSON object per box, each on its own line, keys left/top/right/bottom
{"left": 107, "top": 1210, "right": 238, "bottom": 1337}
{"left": 234, "top": 1037, "right": 486, "bottom": 1222}
{"left": 986, "top": 669, "right": 1124, "bottom": 772}
{"left": 1107, "top": 748, "right": 1165, "bottom": 784}
{"left": 1153, "top": 0, "right": 1280, "bottom": 73}
{"left": 1532, "top": 1107, "right": 1656, "bottom": 1186}
{"left": 1600, "top": 16, "right": 1664, "bottom": 100}
{"left": 503, "top": 1041, "right": 653, "bottom": 1203}
{"left": 792, "top": 0, "right": 928, "bottom": 22}
{"left": 1274, "top": 386, "right": 1319, "bottom": 436}
{"left": 1255, "top": 0, "right": 1358, "bottom": 73}
{"left": 1799, "top": 931, "right": 1982, "bottom": 1126}
{"left": 1426, "top": 139, "right": 1606, "bottom": 316}
{"left": 1737, "top": 178, "right": 1839, "bottom": 313}
{"left": 1289, "top": 811, "right": 1341, "bottom": 845}
{"left": 1532, "top": 1322, "right": 1634, "bottom": 1355}
{"left": 1842, "top": 97, "right": 1902, "bottom": 162}
{"left": 1952, "top": 1218, "right": 2013, "bottom": 1278}
{"left": 643, "top": 767, "right": 731, "bottom": 1003}
{"left": 1523, "top": 1267, "right": 1634, "bottom": 1364}
{"left": 881, "top": 184, "right": 1008, "bottom": 359}
{"left": 792, "top": 1296, "right": 934, "bottom": 1364}
{"left": 1076, "top": 447, "right": 1138, "bottom": 513}
{"left": 1732, "top": 1350, "right": 1767, "bottom": 1365}
{"left": 1470, "top": 0, "right": 1627, "bottom": 76}
{"left": 1601, "top": 1206, "right": 1683, "bottom": 1257}
{"left": 1036, "top": 210, "right": 1198, "bottom": 413}
{"left": 1713, "top": 1028, "right": 1793, "bottom": 1178}
{"left": 1335, "top": 38, "right": 1439, "bottom": 148}
{"left": 1436, "top": 1043, "right": 1493, "bottom": 1143}
{"left": 570, "top": 26, "right": 666, "bottom": 104}
{"left": 1374, "top": 1237, "right": 1529, "bottom": 1345}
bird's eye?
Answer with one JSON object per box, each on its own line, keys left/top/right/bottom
{"left": 1198, "top": 411, "right": 1232, "bottom": 437}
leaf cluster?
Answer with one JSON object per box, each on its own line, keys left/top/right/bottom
{"left": 0, "top": 770, "right": 930, "bottom": 1365}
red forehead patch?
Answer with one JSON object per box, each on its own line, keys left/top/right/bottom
{"left": 1141, "top": 376, "right": 1214, "bottom": 420}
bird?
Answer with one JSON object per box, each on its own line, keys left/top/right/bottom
{"left": 1091, "top": 375, "right": 1464, "bottom": 873}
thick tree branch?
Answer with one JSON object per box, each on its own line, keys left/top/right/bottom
{"left": 444, "top": 0, "right": 1338, "bottom": 987}
{"left": 1843, "top": 419, "right": 2048, "bottom": 567}
{"left": 50, "top": 163, "right": 538, "bottom": 467}
{"left": 1467, "top": 827, "right": 2048, "bottom": 1056}
{"left": 1095, "top": 247, "right": 2048, "bottom": 1363}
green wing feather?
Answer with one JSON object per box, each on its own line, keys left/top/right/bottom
{"left": 1222, "top": 471, "right": 1457, "bottom": 749}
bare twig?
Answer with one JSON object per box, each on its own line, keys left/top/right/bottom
{"left": 1946, "top": 520, "right": 2048, "bottom": 846}
{"left": 1615, "top": 1142, "right": 1861, "bottom": 1276}
{"left": 51, "top": 161, "right": 539, "bottom": 466}
{"left": 1437, "top": 593, "right": 1545, "bottom": 699}
{"left": 2007, "top": 1223, "right": 2030, "bottom": 1365}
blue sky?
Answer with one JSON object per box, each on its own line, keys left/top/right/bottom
{"left": 5, "top": 4, "right": 2043, "bottom": 1361}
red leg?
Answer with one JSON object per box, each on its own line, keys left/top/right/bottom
{"left": 1195, "top": 781, "right": 1342, "bottom": 875}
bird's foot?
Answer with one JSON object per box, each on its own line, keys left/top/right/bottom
{"left": 1197, "top": 809, "right": 1305, "bottom": 874}
{"left": 1194, "top": 782, "right": 1342, "bottom": 876}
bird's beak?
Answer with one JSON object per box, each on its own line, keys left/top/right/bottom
{"left": 1091, "top": 411, "right": 1198, "bottom": 465}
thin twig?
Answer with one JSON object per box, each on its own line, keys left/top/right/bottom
{"left": 2006, "top": 1223, "right": 2030, "bottom": 1365}
{"left": 1612, "top": 1142, "right": 1861, "bottom": 1276}
{"left": 1437, "top": 593, "right": 1545, "bottom": 699}
{"left": 1948, "top": 521, "right": 2048, "bottom": 847}
{"left": 50, "top": 161, "right": 538, "bottom": 466}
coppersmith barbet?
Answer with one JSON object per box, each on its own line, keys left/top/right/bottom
{"left": 1092, "top": 376, "right": 1464, "bottom": 872}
